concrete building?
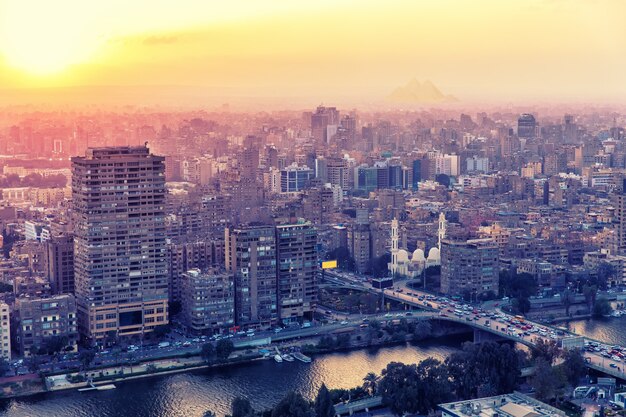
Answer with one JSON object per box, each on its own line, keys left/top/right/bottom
{"left": 167, "top": 238, "right": 223, "bottom": 303}
{"left": 615, "top": 184, "right": 626, "bottom": 256}
{"left": 439, "top": 392, "right": 566, "bottom": 417}
{"left": 180, "top": 268, "right": 234, "bottom": 335}
{"left": 13, "top": 294, "right": 78, "bottom": 357}
{"left": 279, "top": 164, "right": 314, "bottom": 193}
{"left": 276, "top": 221, "right": 318, "bottom": 322}
{"left": 225, "top": 225, "right": 278, "bottom": 329}
{"left": 518, "top": 113, "right": 537, "bottom": 138}
{"left": 46, "top": 234, "right": 75, "bottom": 295}
{"left": 349, "top": 223, "right": 371, "bottom": 274}
{"left": 72, "top": 146, "right": 169, "bottom": 342}
{"left": 441, "top": 238, "right": 499, "bottom": 297}
{"left": 0, "top": 303, "right": 10, "bottom": 361}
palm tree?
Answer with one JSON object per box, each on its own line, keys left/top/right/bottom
{"left": 362, "top": 372, "right": 378, "bottom": 396}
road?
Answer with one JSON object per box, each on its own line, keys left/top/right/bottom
{"left": 323, "top": 269, "right": 626, "bottom": 380}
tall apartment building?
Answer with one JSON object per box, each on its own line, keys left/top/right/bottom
{"left": 349, "top": 223, "right": 371, "bottom": 274}
{"left": 72, "top": 146, "right": 168, "bottom": 342}
{"left": 13, "top": 294, "right": 78, "bottom": 357}
{"left": 225, "top": 225, "right": 278, "bottom": 329}
{"left": 46, "top": 234, "right": 75, "bottom": 294}
{"left": 167, "top": 238, "right": 223, "bottom": 302}
{"left": 440, "top": 238, "right": 499, "bottom": 297}
{"left": 276, "top": 222, "right": 318, "bottom": 322}
{"left": 0, "top": 303, "right": 10, "bottom": 361}
{"left": 615, "top": 185, "right": 626, "bottom": 256}
{"left": 180, "top": 268, "right": 234, "bottom": 334}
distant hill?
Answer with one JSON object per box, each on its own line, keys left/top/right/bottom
{"left": 387, "top": 78, "right": 458, "bottom": 103}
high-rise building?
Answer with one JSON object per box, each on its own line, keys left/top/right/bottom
{"left": 349, "top": 223, "right": 371, "bottom": 274}
{"left": 180, "top": 268, "right": 234, "bottom": 335}
{"left": 72, "top": 146, "right": 169, "bottom": 342}
{"left": 614, "top": 183, "right": 626, "bottom": 255}
{"left": 0, "top": 303, "right": 10, "bottom": 361}
{"left": 279, "top": 164, "right": 314, "bottom": 193}
{"left": 225, "top": 225, "right": 278, "bottom": 329}
{"left": 311, "top": 106, "right": 339, "bottom": 145}
{"left": 276, "top": 221, "right": 318, "bottom": 322}
{"left": 563, "top": 114, "right": 577, "bottom": 143}
{"left": 517, "top": 114, "right": 537, "bottom": 138}
{"left": 440, "top": 238, "right": 499, "bottom": 297}
{"left": 46, "top": 234, "right": 75, "bottom": 295}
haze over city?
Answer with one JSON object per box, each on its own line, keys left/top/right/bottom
{"left": 1, "top": 0, "right": 626, "bottom": 106}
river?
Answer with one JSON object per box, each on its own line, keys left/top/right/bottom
{"left": 0, "top": 336, "right": 467, "bottom": 417}
{"left": 1, "top": 317, "right": 624, "bottom": 417}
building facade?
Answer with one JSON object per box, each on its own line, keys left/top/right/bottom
{"left": 46, "top": 234, "right": 75, "bottom": 295}
{"left": 276, "top": 221, "right": 318, "bottom": 322}
{"left": 440, "top": 238, "right": 499, "bottom": 297}
{"left": 13, "top": 294, "right": 78, "bottom": 357}
{"left": 225, "top": 225, "right": 278, "bottom": 329}
{"left": 72, "top": 146, "right": 169, "bottom": 342}
{"left": 180, "top": 268, "right": 234, "bottom": 334}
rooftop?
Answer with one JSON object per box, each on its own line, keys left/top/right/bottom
{"left": 439, "top": 392, "right": 566, "bottom": 417}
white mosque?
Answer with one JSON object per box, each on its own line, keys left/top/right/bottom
{"left": 388, "top": 213, "right": 446, "bottom": 280}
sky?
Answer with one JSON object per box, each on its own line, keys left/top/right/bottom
{"left": 0, "top": 0, "right": 625, "bottom": 104}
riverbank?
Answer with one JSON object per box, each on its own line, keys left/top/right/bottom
{"left": 0, "top": 323, "right": 472, "bottom": 400}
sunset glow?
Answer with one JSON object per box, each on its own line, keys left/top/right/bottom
{"left": 0, "top": 0, "right": 625, "bottom": 101}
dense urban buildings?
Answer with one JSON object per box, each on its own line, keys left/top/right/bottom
{"left": 71, "top": 146, "right": 169, "bottom": 342}
{"left": 12, "top": 294, "right": 78, "bottom": 357}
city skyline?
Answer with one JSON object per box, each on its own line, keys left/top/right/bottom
{"left": 1, "top": 0, "right": 626, "bottom": 104}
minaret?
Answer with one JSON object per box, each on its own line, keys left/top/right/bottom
{"left": 390, "top": 218, "right": 399, "bottom": 277}
{"left": 438, "top": 212, "right": 447, "bottom": 251}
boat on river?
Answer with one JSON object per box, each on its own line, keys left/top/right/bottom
{"left": 293, "top": 352, "right": 312, "bottom": 363}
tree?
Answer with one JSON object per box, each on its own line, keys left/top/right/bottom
{"left": 37, "top": 335, "right": 69, "bottom": 355}
{"left": 412, "top": 321, "right": 432, "bottom": 342}
{"left": 216, "top": 339, "right": 235, "bottom": 360}
{"left": 168, "top": 301, "right": 182, "bottom": 316}
{"left": 0, "top": 358, "right": 10, "bottom": 376}
{"left": 379, "top": 360, "right": 452, "bottom": 416}
{"left": 326, "top": 247, "right": 355, "bottom": 272}
{"left": 532, "top": 339, "right": 561, "bottom": 365}
{"left": 362, "top": 373, "right": 378, "bottom": 396}
{"left": 315, "top": 384, "right": 335, "bottom": 417}
{"left": 151, "top": 325, "right": 171, "bottom": 339}
{"left": 499, "top": 271, "right": 537, "bottom": 314}
{"left": 511, "top": 297, "right": 531, "bottom": 315}
{"left": 201, "top": 343, "right": 216, "bottom": 362}
{"left": 446, "top": 341, "right": 520, "bottom": 399}
{"left": 79, "top": 349, "right": 96, "bottom": 370}
{"left": 435, "top": 174, "right": 451, "bottom": 188}
{"left": 232, "top": 397, "right": 254, "bottom": 417}
{"left": 582, "top": 283, "right": 598, "bottom": 312}
{"left": 560, "top": 349, "right": 586, "bottom": 387}
{"left": 593, "top": 297, "right": 612, "bottom": 318}
{"left": 595, "top": 262, "right": 615, "bottom": 290}
{"left": 530, "top": 358, "right": 567, "bottom": 402}
{"left": 561, "top": 288, "right": 576, "bottom": 316}
{"left": 368, "top": 253, "right": 391, "bottom": 278}
{"left": 271, "top": 391, "right": 313, "bottom": 417}
{"left": 0, "top": 282, "right": 12, "bottom": 293}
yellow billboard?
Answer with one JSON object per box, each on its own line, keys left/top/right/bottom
{"left": 321, "top": 260, "right": 337, "bottom": 269}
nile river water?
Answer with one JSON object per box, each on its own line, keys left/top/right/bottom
{"left": 1, "top": 317, "right": 624, "bottom": 417}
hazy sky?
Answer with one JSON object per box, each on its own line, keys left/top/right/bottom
{"left": 0, "top": 0, "right": 625, "bottom": 103}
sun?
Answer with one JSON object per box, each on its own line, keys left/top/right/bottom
{"left": 0, "top": 1, "right": 105, "bottom": 75}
